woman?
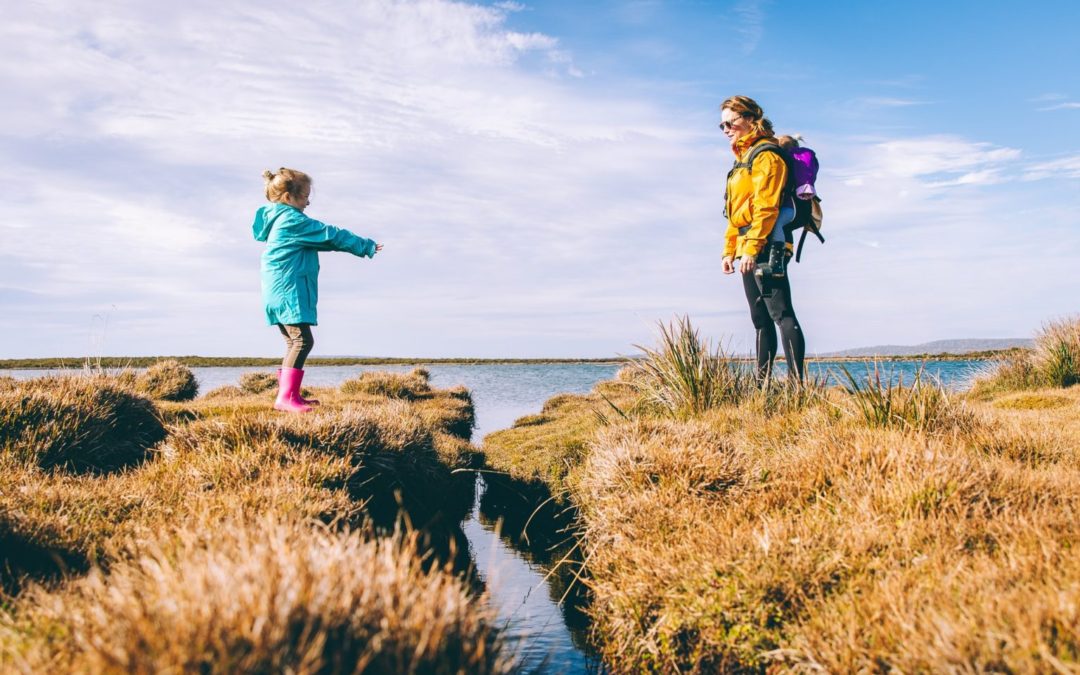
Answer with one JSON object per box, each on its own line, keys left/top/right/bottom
{"left": 720, "top": 95, "right": 806, "bottom": 381}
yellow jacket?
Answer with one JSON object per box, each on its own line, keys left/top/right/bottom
{"left": 723, "top": 133, "right": 788, "bottom": 259}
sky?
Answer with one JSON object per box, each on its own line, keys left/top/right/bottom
{"left": 2, "top": 0, "right": 1079, "bottom": 358}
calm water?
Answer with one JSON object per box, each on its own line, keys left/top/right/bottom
{"left": 5, "top": 360, "right": 987, "bottom": 673}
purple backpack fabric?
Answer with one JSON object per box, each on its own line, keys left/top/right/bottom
{"left": 789, "top": 147, "right": 819, "bottom": 198}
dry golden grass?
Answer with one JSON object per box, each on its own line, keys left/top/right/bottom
{"left": 562, "top": 386, "right": 1080, "bottom": 672}
{"left": 482, "top": 376, "right": 639, "bottom": 496}
{"left": 341, "top": 367, "right": 432, "bottom": 400}
{"left": 0, "top": 370, "right": 504, "bottom": 671}
{"left": 973, "top": 316, "right": 1080, "bottom": 395}
{"left": 2, "top": 515, "right": 509, "bottom": 674}
{"left": 0, "top": 374, "right": 166, "bottom": 473}
{"left": 134, "top": 359, "right": 199, "bottom": 401}
{"left": 480, "top": 324, "right": 1080, "bottom": 673}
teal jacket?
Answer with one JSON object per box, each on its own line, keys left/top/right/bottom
{"left": 252, "top": 203, "right": 377, "bottom": 326}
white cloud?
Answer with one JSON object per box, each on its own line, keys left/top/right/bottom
{"left": 2, "top": 1, "right": 1078, "bottom": 358}
{"left": 733, "top": 0, "right": 766, "bottom": 54}
{"left": 1023, "top": 154, "right": 1080, "bottom": 180}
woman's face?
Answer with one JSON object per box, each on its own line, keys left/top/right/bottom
{"left": 719, "top": 109, "right": 750, "bottom": 143}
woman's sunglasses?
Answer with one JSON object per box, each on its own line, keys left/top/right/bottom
{"left": 719, "top": 117, "right": 744, "bottom": 131}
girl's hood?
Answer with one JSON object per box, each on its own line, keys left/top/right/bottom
{"left": 252, "top": 203, "right": 292, "bottom": 242}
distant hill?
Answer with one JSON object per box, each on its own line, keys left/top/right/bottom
{"left": 818, "top": 338, "right": 1033, "bottom": 358}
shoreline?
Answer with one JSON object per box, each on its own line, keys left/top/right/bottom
{"left": 0, "top": 350, "right": 1018, "bottom": 370}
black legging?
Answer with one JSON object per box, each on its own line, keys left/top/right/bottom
{"left": 741, "top": 262, "right": 805, "bottom": 381}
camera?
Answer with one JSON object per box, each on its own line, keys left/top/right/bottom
{"left": 754, "top": 241, "right": 787, "bottom": 280}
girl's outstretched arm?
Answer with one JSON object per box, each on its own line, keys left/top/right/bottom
{"left": 290, "top": 214, "right": 378, "bottom": 258}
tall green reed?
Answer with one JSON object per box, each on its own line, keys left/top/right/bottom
{"left": 839, "top": 362, "right": 970, "bottom": 434}
{"left": 630, "top": 316, "right": 757, "bottom": 418}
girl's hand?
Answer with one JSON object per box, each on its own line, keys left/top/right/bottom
{"left": 739, "top": 254, "right": 756, "bottom": 274}
{"left": 375, "top": 244, "right": 384, "bottom": 252}
{"left": 722, "top": 256, "right": 735, "bottom": 275}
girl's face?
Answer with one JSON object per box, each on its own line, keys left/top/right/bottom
{"left": 287, "top": 189, "right": 311, "bottom": 211}
{"left": 719, "top": 109, "right": 750, "bottom": 143}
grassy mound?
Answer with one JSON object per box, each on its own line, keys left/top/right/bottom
{"left": 238, "top": 370, "right": 278, "bottom": 394}
{"left": 341, "top": 368, "right": 431, "bottom": 400}
{"left": 0, "top": 375, "right": 166, "bottom": 473}
{"left": 4, "top": 516, "right": 508, "bottom": 674}
{"left": 135, "top": 359, "right": 199, "bottom": 401}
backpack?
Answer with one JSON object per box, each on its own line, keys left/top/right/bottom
{"left": 727, "top": 140, "right": 825, "bottom": 263}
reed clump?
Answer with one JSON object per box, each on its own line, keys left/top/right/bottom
{"left": 839, "top": 362, "right": 976, "bottom": 435}
{"left": 3, "top": 515, "right": 508, "bottom": 674}
{"left": 972, "top": 316, "right": 1080, "bottom": 395}
{"left": 0, "top": 375, "right": 166, "bottom": 473}
{"left": 135, "top": 359, "right": 199, "bottom": 401}
{"left": 631, "top": 316, "right": 758, "bottom": 418}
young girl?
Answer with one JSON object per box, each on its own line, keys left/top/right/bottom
{"left": 253, "top": 168, "right": 383, "bottom": 413}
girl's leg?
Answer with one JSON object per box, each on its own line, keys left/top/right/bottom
{"left": 742, "top": 271, "right": 777, "bottom": 380}
{"left": 274, "top": 324, "right": 316, "bottom": 412}
{"left": 278, "top": 324, "right": 315, "bottom": 369}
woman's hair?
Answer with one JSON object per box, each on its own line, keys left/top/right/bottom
{"left": 262, "top": 168, "right": 312, "bottom": 204}
{"left": 775, "top": 134, "right": 802, "bottom": 150}
{"left": 721, "top": 95, "right": 774, "bottom": 138}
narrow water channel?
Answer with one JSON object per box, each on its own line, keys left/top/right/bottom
{"left": 5, "top": 360, "right": 987, "bottom": 672}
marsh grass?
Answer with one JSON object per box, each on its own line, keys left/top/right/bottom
{"left": 0, "top": 375, "right": 166, "bottom": 473}
{"left": 973, "top": 316, "right": 1080, "bottom": 395}
{"left": 838, "top": 362, "right": 975, "bottom": 435}
{"left": 631, "top": 316, "right": 758, "bottom": 418}
{"left": 3, "top": 515, "right": 509, "bottom": 675}
{"left": 341, "top": 368, "right": 432, "bottom": 400}
{"left": 0, "top": 368, "right": 502, "bottom": 670}
{"left": 479, "top": 321, "right": 1079, "bottom": 672}
{"left": 134, "top": 359, "right": 199, "bottom": 401}
{"left": 238, "top": 370, "right": 278, "bottom": 394}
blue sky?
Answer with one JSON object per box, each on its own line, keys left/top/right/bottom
{"left": 2, "top": 0, "right": 1078, "bottom": 358}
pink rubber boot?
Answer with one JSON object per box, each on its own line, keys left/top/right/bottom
{"left": 274, "top": 367, "right": 313, "bottom": 413}
{"left": 278, "top": 368, "right": 319, "bottom": 406}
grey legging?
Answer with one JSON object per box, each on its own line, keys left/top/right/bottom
{"left": 278, "top": 323, "right": 314, "bottom": 369}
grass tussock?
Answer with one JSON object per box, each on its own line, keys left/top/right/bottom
{"left": 237, "top": 370, "right": 278, "bottom": 394}
{"left": 0, "top": 375, "right": 166, "bottom": 473}
{"left": 3, "top": 515, "right": 508, "bottom": 675}
{"left": 839, "top": 362, "right": 975, "bottom": 435}
{"left": 631, "top": 316, "right": 758, "bottom": 418}
{"left": 135, "top": 359, "right": 199, "bottom": 401}
{"left": 0, "top": 368, "right": 497, "bottom": 668}
{"left": 973, "top": 316, "right": 1080, "bottom": 395}
{"left": 341, "top": 368, "right": 432, "bottom": 400}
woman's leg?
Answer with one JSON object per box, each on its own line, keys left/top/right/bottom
{"left": 760, "top": 272, "right": 806, "bottom": 381}
{"left": 742, "top": 271, "right": 778, "bottom": 380}
{"left": 278, "top": 324, "right": 315, "bottom": 369}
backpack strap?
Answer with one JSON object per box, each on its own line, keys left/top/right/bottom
{"left": 794, "top": 223, "right": 826, "bottom": 262}
{"left": 729, "top": 141, "right": 795, "bottom": 236}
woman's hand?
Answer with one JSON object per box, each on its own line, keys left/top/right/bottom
{"left": 375, "top": 243, "right": 384, "bottom": 252}
{"left": 739, "top": 254, "right": 756, "bottom": 274}
{"left": 722, "top": 256, "right": 735, "bottom": 275}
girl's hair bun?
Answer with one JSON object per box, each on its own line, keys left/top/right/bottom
{"left": 262, "top": 170, "right": 275, "bottom": 181}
